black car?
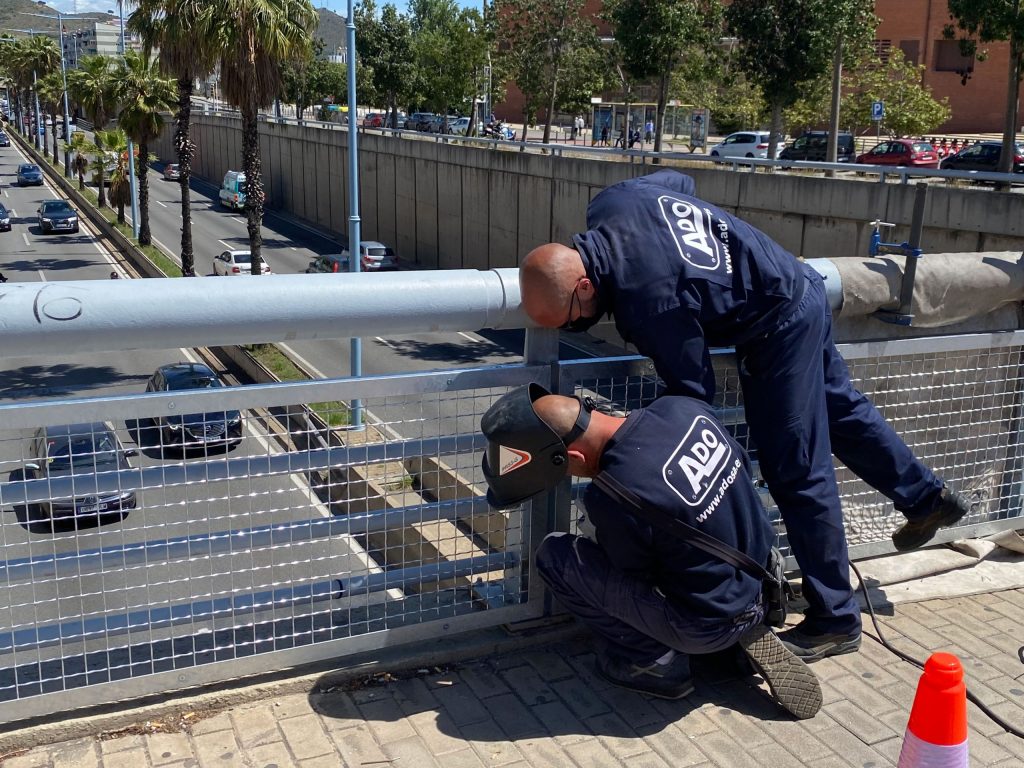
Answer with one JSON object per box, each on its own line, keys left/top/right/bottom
{"left": 0, "top": 132, "right": 10, "bottom": 147}
{"left": 940, "top": 140, "right": 1024, "bottom": 174}
{"left": 779, "top": 131, "right": 856, "bottom": 164}
{"left": 37, "top": 199, "right": 79, "bottom": 234}
{"left": 17, "top": 163, "right": 43, "bottom": 186}
{"left": 145, "top": 362, "right": 243, "bottom": 449}
{"left": 16, "top": 422, "right": 138, "bottom": 533}
{"left": 0, "top": 202, "right": 10, "bottom": 232}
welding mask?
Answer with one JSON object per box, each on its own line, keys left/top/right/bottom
{"left": 481, "top": 384, "right": 591, "bottom": 508}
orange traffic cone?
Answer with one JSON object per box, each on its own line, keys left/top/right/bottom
{"left": 897, "top": 652, "right": 968, "bottom": 767}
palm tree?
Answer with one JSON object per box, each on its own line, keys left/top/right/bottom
{"left": 129, "top": 0, "right": 218, "bottom": 276}
{"left": 67, "top": 132, "right": 92, "bottom": 190}
{"left": 116, "top": 50, "right": 176, "bottom": 246}
{"left": 67, "top": 56, "right": 119, "bottom": 208}
{"left": 37, "top": 72, "right": 64, "bottom": 167}
{"left": 98, "top": 129, "right": 132, "bottom": 224}
{"left": 12, "top": 36, "right": 61, "bottom": 150}
{"left": 201, "top": 0, "right": 318, "bottom": 274}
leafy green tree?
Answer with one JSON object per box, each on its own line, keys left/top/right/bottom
{"left": 9, "top": 35, "right": 61, "bottom": 149}
{"left": 413, "top": 0, "right": 488, "bottom": 135}
{"left": 843, "top": 48, "right": 951, "bottom": 139}
{"left": 95, "top": 129, "right": 131, "bottom": 224}
{"left": 203, "top": 0, "right": 318, "bottom": 274}
{"left": 67, "top": 55, "right": 119, "bottom": 207}
{"left": 945, "top": 0, "right": 1024, "bottom": 176}
{"left": 129, "top": 0, "right": 219, "bottom": 277}
{"left": 356, "top": 1, "right": 416, "bottom": 129}
{"left": 822, "top": 0, "right": 876, "bottom": 163}
{"left": 725, "top": 0, "right": 841, "bottom": 159}
{"left": 496, "top": 0, "right": 602, "bottom": 144}
{"left": 606, "top": 0, "right": 721, "bottom": 152}
{"left": 117, "top": 50, "right": 177, "bottom": 246}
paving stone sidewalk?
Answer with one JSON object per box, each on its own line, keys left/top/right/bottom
{"left": 4, "top": 588, "right": 1024, "bottom": 768}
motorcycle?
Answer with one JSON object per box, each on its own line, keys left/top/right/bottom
{"left": 482, "top": 121, "right": 516, "bottom": 141}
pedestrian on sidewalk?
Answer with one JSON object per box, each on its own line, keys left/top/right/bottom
{"left": 644, "top": 119, "right": 654, "bottom": 143}
{"left": 518, "top": 170, "right": 972, "bottom": 662}
{"left": 480, "top": 384, "right": 822, "bottom": 719}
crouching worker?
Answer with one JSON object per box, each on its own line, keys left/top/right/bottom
{"left": 481, "top": 384, "right": 822, "bottom": 720}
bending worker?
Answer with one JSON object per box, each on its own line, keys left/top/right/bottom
{"left": 481, "top": 384, "right": 822, "bottom": 720}
{"left": 519, "top": 170, "right": 970, "bottom": 661}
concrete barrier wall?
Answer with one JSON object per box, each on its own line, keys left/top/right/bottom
{"left": 153, "top": 116, "right": 1024, "bottom": 264}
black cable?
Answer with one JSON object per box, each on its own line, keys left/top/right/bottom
{"left": 849, "top": 560, "right": 1024, "bottom": 740}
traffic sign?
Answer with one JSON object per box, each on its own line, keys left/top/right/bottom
{"left": 871, "top": 101, "right": 885, "bottom": 121}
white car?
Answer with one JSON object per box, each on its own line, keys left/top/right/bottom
{"left": 212, "top": 249, "right": 272, "bottom": 276}
{"left": 447, "top": 117, "right": 482, "bottom": 136}
{"left": 709, "top": 131, "right": 786, "bottom": 160}
{"left": 342, "top": 241, "right": 398, "bottom": 272}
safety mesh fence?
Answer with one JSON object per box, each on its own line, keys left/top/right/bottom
{"left": 0, "top": 374, "right": 535, "bottom": 718}
{"left": 0, "top": 338, "right": 1021, "bottom": 721}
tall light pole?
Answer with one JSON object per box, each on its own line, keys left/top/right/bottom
{"left": 346, "top": 0, "right": 363, "bottom": 429}
{"left": 22, "top": 6, "right": 97, "bottom": 178}
{"left": 113, "top": 0, "right": 140, "bottom": 239}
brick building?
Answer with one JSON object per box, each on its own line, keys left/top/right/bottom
{"left": 875, "top": 0, "right": 1016, "bottom": 133}
{"left": 496, "top": 0, "right": 1018, "bottom": 135}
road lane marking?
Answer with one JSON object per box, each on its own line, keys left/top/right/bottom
{"left": 374, "top": 336, "right": 394, "bottom": 348}
{"left": 457, "top": 332, "right": 479, "bottom": 342}
{"left": 156, "top": 200, "right": 167, "bottom": 208}
{"left": 21, "top": 233, "right": 29, "bottom": 246}
{"left": 37, "top": 270, "right": 46, "bottom": 282}
{"left": 278, "top": 343, "right": 327, "bottom": 377}
{"left": 218, "top": 239, "right": 235, "bottom": 248}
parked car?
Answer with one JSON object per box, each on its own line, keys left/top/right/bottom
{"left": 362, "top": 112, "right": 384, "bottom": 128}
{"left": 709, "top": 131, "right": 786, "bottom": 159}
{"left": 855, "top": 139, "right": 939, "bottom": 169}
{"left": 0, "top": 132, "right": 10, "bottom": 147}
{"left": 427, "top": 115, "right": 460, "bottom": 133}
{"left": 218, "top": 170, "right": 246, "bottom": 210}
{"left": 342, "top": 241, "right": 399, "bottom": 272}
{"left": 36, "top": 199, "right": 79, "bottom": 234}
{"left": 17, "top": 163, "right": 43, "bottom": 186}
{"left": 163, "top": 163, "right": 181, "bottom": 180}
{"left": 144, "top": 363, "right": 243, "bottom": 450}
{"left": 404, "top": 112, "right": 431, "bottom": 130}
{"left": 16, "top": 422, "right": 137, "bottom": 533}
{"left": 305, "top": 253, "right": 350, "bottom": 274}
{"left": 940, "top": 140, "right": 1024, "bottom": 174}
{"left": 0, "top": 202, "right": 10, "bottom": 232}
{"left": 414, "top": 113, "right": 436, "bottom": 131}
{"left": 213, "top": 249, "right": 272, "bottom": 276}
{"left": 448, "top": 117, "right": 481, "bottom": 136}
{"left": 779, "top": 131, "right": 856, "bottom": 164}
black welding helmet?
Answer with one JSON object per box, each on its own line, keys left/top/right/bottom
{"left": 481, "top": 383, "right": 591, "bottom": 508}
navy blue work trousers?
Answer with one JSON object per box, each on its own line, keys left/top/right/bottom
{"left": 535, "top": 532, "right": 762, "bottom": 664}
{"left": 736, "top": 268, "right": 942, "bottom": 635}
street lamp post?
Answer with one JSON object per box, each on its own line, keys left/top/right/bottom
{"left": 346, "top": 0, "right": 363, "bottom": 429}
{"left": 115, "top": 0, "right": 140, "bottom": 240}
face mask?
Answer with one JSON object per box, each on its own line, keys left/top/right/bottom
{"left": 562, "top": 313, "right": 602, "bottom": 333}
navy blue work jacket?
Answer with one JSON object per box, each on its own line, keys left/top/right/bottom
{"left": 573, "top": 170, "right": 806, "bottom": 401}
{"left": 584, "top": 396, "right": 773, "bottom": 622}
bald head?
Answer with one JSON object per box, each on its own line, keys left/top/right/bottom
{"left": 533, "top": 394, "right": 623, "bottom": 477}
{"left": 520, "top": 243, "right": 587, "bottom": 327}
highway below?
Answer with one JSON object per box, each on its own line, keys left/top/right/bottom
{"left": 0, "top": 137, "right": 382, "bottom": 699}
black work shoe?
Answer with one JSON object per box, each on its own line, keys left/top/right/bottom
{"left": 892, "top": 486, "right": 971, "bottom": 552}
{"left": 739, "top": 624, "right": 822, "bottom": 719}
{"left": 594, "top": 652, "right": 695, "bottom": 700}
{"left": 776, "top": 626, "right": 862, "bottom": 662}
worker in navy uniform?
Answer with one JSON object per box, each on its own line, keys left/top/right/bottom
{"left": 480, "top": 384, "right": 822, "bottom": 719}
{"left": 518, "top": 170, "right": 971, "bottom": 660}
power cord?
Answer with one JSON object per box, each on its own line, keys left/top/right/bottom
{"left": 849, "top": 560, "right": 1024, "bottom": 740}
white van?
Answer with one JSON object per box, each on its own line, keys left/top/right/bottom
{"left": 219, "top": 170, "right": 246, "bottom": 210}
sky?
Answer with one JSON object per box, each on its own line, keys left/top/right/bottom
{"left": 46, "top": 0, "right": 484, "bottom": 15}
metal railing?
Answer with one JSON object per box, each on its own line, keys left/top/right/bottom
{"left": 0, "top": 273, "right": 1021, "bottom": 725}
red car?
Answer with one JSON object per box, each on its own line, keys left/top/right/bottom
{"left": 362, "top": 113, "right": 384, "bottom": 128}
{"left": 855, "top": 139, "right": 939, "bottom": 169}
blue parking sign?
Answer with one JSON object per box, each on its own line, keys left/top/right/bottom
{"left": 871, "top": 101, "right": 885, "bottom": 121}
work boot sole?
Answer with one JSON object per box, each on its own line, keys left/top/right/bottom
{"left": 739, "top": 625, "right": 822, "bottom": 719}
{"left": 782, "top": 633, "right": 861, "bottom": 663}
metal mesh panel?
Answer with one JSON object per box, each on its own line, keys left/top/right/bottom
{"left": 0, "top": 374, "right": 534, "bottom": 718}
